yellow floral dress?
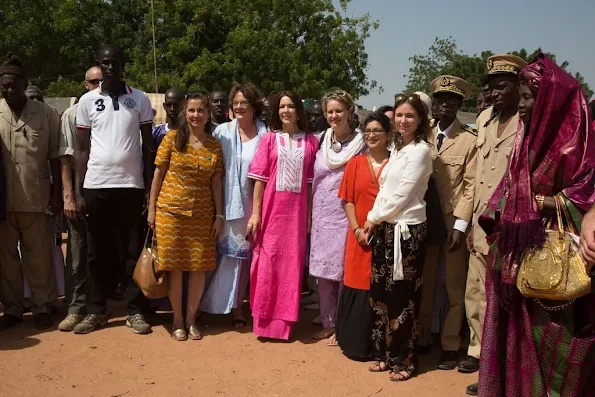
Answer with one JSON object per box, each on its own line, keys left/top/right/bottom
{"left": 154, "top": 130, "right": 223, "bottom": 271}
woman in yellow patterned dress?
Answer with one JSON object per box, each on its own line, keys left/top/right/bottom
{"left": 148, "top": 92, "right": 224, "bottom": 341}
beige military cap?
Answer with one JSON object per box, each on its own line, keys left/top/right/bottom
{"left": 486, "top": 54, "right": 527, "bottom": 75}
{"left": 430, "top": 75, "right": 472, "bottom": 99}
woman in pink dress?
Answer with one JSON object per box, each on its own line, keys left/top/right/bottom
{"left": 247, "top": 91, "right": 318, "bottom": 340}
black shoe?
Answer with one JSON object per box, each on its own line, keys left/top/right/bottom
{"left": 458, "top": 356, "right": 480, "bottom": 373}
{"left": 466, "top": 383, "right": 478, "bottom": 396}
{"left": 34, "top": 313, "right": 53, "bottom": 330}
{"left": 437, "top": 350, "right": 459, "bottom": 370}
{"left": 0, "top": 314, "right": 23, "bottom": 330}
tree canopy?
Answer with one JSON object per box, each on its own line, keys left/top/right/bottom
{"left": 404, "top": 37, "right": 593, "bottom": 112}
{"left": 0, "top": 0, "right": 378, "bottom": 99}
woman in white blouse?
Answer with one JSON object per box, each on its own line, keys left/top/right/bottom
{"left": 362, "top": 94, "right": 432, "bottom": 382}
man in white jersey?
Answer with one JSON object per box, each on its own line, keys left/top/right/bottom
{"left": 73, "top": 44, "right": 155, "bottom": 335}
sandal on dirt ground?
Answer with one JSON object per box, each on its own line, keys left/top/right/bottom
{"left": 389, "top": 369, "right": 415, "bottom": 382}
{"left": 171, "top": 328, "right": 187, "bottom": 341}
{"left": 187, "top": 324, "right": 203, "bottom": 340}
{"left": 312, "top": 327, "right": 335, "bottom": 340}
{"left": 232, "top": 318, "right": 248, "bottom": 329}
{"left": 326, "top": 334, "right": 339, "bottom": 347}
{"left": 368, "top": 361, "right": 390, "bottom": 372}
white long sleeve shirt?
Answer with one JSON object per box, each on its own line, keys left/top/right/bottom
{"left": 367, "top": 140, "right": 432, "bottom": 281}
{"left": 368, "top": 141, "right": 432, "bottom": 226}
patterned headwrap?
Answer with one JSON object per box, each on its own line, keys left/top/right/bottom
{"left": 0, "top": 53, "right": 25, "bottom": 78}
{"left": 519, "top": 58, "right": 545, "bottom": 95}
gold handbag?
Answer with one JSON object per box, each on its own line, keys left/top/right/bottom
{"left": 517, "top": 195, "right": 591, "bottom": 304}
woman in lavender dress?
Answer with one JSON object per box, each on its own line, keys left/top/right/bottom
{"left": 309, "top": 90, "right": 365, "bottom": 344}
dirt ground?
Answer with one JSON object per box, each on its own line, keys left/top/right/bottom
{"left": 0, "top": 298, "right": 475, "bottom": 397}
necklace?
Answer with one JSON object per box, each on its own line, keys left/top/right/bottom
{"left": 366, "top": 154, "right": 388, "bottom": 185}
{"left": 331, "top": 130, "right": 354, "bottom": 153}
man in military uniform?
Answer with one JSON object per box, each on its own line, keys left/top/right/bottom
{"left": 463, "top": 54, "right": 526, "bottom": 396}
{"left": 419, "top": 75, "right": 478, "bottom": 371}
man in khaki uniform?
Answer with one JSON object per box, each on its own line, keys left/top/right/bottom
{"left": 0, "top": 54, "right": 62, "bottom": 330}
{"left": 420, "top": 75, "right": 478, "bottom": 371}
{"left": 463, "top": 54, "right": 526, "bottom": 396}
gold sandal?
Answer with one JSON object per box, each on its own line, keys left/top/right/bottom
{"left": 187, "top": 324, "right": 202, "bottom": 340}
{"left": 171, "top": 328, "right": 187, "bottom": 341}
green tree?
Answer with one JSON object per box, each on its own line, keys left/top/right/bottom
{"left": 404, "top": 37, "right": 593, "bottom": 112}
{"left": 0, "top": 0, "right": 378, "bottom": 100}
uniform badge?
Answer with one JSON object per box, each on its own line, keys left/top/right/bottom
{"left": 440, "top": 76, "right": 450, "bottom": 87}
{"left": 487, "top": 59, "right": 494, "bottom": 71}
{"left": 123, "top": 97, "right": 137, "bottom": 110}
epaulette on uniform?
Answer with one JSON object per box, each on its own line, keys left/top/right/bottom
{"left": 476, "top": 106, "right": 490, "bottom": 118}
{"left": 462, "top": 124, "right": 477, "bottom": 136}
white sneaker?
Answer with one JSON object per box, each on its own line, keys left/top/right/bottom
{"left": 58, "top": 313, "right": 85, "bottom": 332}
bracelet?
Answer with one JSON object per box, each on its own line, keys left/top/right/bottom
{"left": 216, "top": 214, "right": 224, "bottom": 220}
{"left": 535, "top": 194, "right": 545, "bottom": 211}
{"left": 354, "top": 228, "right": 362, "bottom": 237}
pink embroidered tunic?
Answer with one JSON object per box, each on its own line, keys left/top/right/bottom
{"left": 247, "top": 132, "right": 318, "bottom": 340}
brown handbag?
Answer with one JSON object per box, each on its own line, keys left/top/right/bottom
{"left": 517, "top": 195, "right": 591, "bottom": 307}
{"left": 133, "top": 229, "right": 169, "bottom": 299}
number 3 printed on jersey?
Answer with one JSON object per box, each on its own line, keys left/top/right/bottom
{"left": 95, "top": 99, "right": 105, "bottom": 112}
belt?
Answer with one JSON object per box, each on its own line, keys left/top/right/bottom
{"left": 392, "top": 221, "right": 411, "bottom": 281}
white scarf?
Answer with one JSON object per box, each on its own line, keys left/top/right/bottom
{"left": 321, "top": 127, "right": 365, "bottom": 169}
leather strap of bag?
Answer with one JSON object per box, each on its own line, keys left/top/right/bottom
{"left": 556, "top": 194, "right": 578, "bottom": 235}
{"left": 143, "top": 228, "right": 152, "bottom": 249}
{"left": 553, "top": 194, "right": 565, "bottom": 240}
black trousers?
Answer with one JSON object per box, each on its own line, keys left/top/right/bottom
{"left": 83, "top": 188, "right": 149, "bottom": 316}
{"left": 370, "top": 222, "right": 427, "bottom": 373}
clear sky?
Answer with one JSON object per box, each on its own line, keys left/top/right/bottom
{"left": 340, "top": 0, "right": 595, "bottom": 109}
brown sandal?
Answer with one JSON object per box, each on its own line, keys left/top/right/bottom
{"left": 389, "top": 369, "right": 415, "bottom": 382}
{"left": 312, "top": 327, "right": 335, "bottom": 340}
{"left": 368, "top": 361, "right": 389, "bottom": 372}
{"left": 187, "top": 324, "right": 202, "bottom": 340}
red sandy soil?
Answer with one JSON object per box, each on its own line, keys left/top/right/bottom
{"left": 0, "top": 300, "right": 474, "bottom": 397}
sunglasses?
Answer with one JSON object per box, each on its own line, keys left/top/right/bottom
{"left": 86, "top": 79, "right": 102, "bottom": 85}
{"left": 325, "top": 90, "right": 349, "bottom": 100}
{"left": 394, "top": 93, "right": 421, "bottom": 106}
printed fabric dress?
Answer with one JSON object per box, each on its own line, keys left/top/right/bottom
{"left": 154, "top": 130, "right": 223, "bottom": 272}
{"left": 248, "top": 131, "right": 318, "bottom": 340}
{"left": 335, "top": 154, "right": 385, "bottom": 359}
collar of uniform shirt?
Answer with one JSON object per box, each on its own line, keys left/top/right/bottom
{"left": 437, "top": 120, "right": 456, "bottom": 138}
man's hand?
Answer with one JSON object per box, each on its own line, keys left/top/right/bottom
{"left": 579, "top": 207, "right": 595, "bottom": 275}
{"left": 466, "top": 231, "right": 476, "bottom": 254}
{"left": 74, "top": 193, "right": 87, "bottom": 221}
{"left": 63, "top": 193, "right": 78, "bottom": 220}
{"left": 447, "top": 229, "right": 463, "bottom": 252}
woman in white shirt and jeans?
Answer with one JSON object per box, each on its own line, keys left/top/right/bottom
{"left": 363, "top": 94, "right": 433, "bottom": 382}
